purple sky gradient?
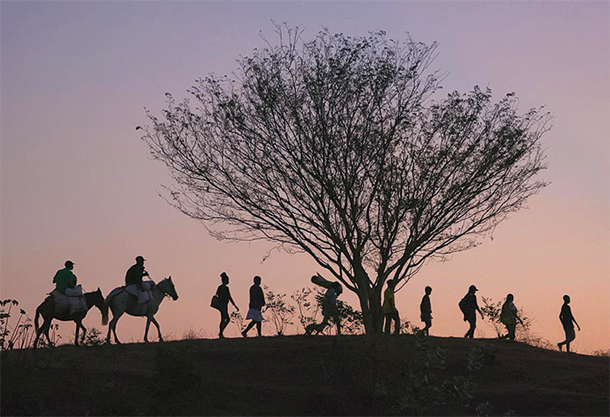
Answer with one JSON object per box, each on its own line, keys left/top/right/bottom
{"left": 1, "top": 1, "right": 608, "bottom": 350}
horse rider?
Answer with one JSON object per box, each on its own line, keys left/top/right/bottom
{"left": 53, "top": 260, "right": 77, "bottom": 295}
{"left": 125, "top": 256, "right": 150, "bottom": 300}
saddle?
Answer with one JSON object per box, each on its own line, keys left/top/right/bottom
{"left": 52, "top": 285, "right": 87, "bottom": 316}
{"left": 124, "top": 281, "right": 155, "bottom": 305}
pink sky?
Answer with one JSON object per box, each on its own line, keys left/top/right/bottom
{"left": 1, "top": 1, "right": 608, "bottom": 352}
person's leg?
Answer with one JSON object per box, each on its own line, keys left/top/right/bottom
{"left": 256, "top": 321, "right": 262, "bottom": 336}
{"left": 320, "top": 315, "right": 330, "bottom": 332}
{"left": 219, "top": 309, "right": 229, "bottom": 338}
{"left": 466, "top": 317, "right": 476, "bottom": 338}
{"left": 565, "top": 327, "right": 575, "bottom": 352}
{"left": 384, "top": 313, "right": 391, "bottom": 335}
{"left": 393, "top": 312, "right": 400, "bottom": 335}
{"left": 424, "top": 319, "right": 431, "bottom": 336}
{"left": 334, "top": 312, "right": 341, "bottom": 335}
{"left": 508, "top": 323, "right": 516, "bottom": 341}
{"left": 242, "top": 320, "right": 256, "bottom": 336}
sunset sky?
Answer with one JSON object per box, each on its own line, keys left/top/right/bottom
{"left": 1, "top": 1, "right": 608, "bottom": 352}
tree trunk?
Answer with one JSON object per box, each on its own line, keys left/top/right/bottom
{"left": 357, "top": 283, "right": 384, "bottom": 335}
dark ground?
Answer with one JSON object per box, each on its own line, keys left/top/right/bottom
{"left": 1, "top": 335, "right": 608, "bottom": 416}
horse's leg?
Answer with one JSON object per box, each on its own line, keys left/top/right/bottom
{"left": 80, "top": 323, "right": 87, "bottom": 344}
{"left": 144, "top": 317, "right": 152, "bottom": 343}
{"left": 106, "top": 314, "right": 113, "bottom": 343}
{"left": 106, "top": 307, "right": 114, "bottom": 343}
{"left": 110, "top": 311, "right": 123, "bottom": 344}
{"left": 43, "top": 318, "right": 53, "bottom": 347}
{"left": 74, "top": 321, "right": 80, "bottom": 346}
{"left": 33, "top": 325, "right": 42, "bottom": 348}
{"left": 74, "top": 320, "right": 86, "bottom": 346}
{"left": 150, "top": 316, "right": 163, "bottom": 342}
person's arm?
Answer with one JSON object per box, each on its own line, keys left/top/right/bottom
{"left": 228, "top": 289, "right": 239, "bottom": 310}
{"left": 572, "top": 313, "right": 580, "bottom": 331}
{"left": 475, "top": 299, "right": 484, "bottom": 318}
{"left": 516, "top": 310, "right": 524, "bottom": 325}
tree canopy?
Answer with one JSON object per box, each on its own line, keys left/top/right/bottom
{"left": 142, "top": 27, "right": 550, "bottom": 333}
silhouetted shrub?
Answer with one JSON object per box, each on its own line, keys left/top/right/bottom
{"left": 1, "top": 299, "right": 34, "bottom": 350}
{"left": 262, "top": 286, "right": 295, "bottom": 336}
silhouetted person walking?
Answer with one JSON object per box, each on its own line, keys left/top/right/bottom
{"left": 500, "top": 293, "right": 523, "bottom": 341}
{"left": 53, "top": 260, "right": 77, "bottom": 294}
{"left": 321, "top": 282, "right": 342, "bottom": 335}
{"left": 557, "top": 295, "right": 580, "bottom": 352}
{"left": 460, "top": 285, "right": 484, "bottom": 338}
{"left": 383, "top": 279, "right": 400, "bottom": 335}
{"left": 242, "top": 276, "right": 265, "bottom": 337}
{"left": 216, "top": 272, "right": 239, "bottom": 338}
{"left": 420, "top": 286, "right": 433, "bottom": 336}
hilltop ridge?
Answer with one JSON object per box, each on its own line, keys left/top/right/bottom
{"left": 2, "top": 335, "right": 608, "bottom": 416}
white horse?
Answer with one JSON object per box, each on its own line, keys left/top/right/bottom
{"left": 102, "top": 277, "right": 178, "bottom": 344}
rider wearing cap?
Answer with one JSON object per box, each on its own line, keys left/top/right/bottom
{"left": 53, "top": 260, "right": 77, "bottom": 294}
{"left": 125, "top": 256, "right": 149, "bottom": 298}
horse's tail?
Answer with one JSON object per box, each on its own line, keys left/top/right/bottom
{"left": 101, "top": 294, "right": 111, "bottom": 326}
{"left": 35, "top": 305, "right": 42, "bottom": 332}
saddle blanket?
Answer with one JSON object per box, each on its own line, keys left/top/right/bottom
{"left": 125, "top": 281, "right": 154, "bottom": 304}
{"left": 52, "top": 286, "right": 87, "bottom": 315}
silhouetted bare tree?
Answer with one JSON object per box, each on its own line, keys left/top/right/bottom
{"left": 142, "top": 26, "right": 550, "bottom": 334}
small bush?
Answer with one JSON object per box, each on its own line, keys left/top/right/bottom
{"left": 82, "top": 327, "right": 105, "bottom": 346}
{"left": 263, "top": 286, "right": 295, "bottom": 336}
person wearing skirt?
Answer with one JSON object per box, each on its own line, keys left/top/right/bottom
{"left": 242, "top": 276, "right": 265, "bottom": 337}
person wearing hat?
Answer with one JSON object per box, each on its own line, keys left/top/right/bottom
{"left": 462, "top": 284, "right": 484, "bottom": 338}
{"left": 52, "top": 260, "right": 78, "bottom": 294}
{"left": 125, "top": 255, "right": 149, "bottom": 299}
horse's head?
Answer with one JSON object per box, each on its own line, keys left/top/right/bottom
{"left": 158, "top": 276, "right": 179, "bottom": 301}
{"left": 92, "top": 287, "right": 105, "bottom": 310}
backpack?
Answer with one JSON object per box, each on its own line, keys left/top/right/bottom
{"left": 458, "top": 295, "right": 469, "bottom": 315}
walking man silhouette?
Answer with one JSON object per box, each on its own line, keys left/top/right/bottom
{"left": 460, "top": 285, "right": 484, "bottom": 338}
{"left": 557, "top": 295, "right": 580, "bottom": 352}
{"left": 383, "top": 279, "right": 400, "bottom": 335}
{"left": 500, "top": 294, "right": 523, "bottom": 341}
{"left": 420, "top": 286, "right": 433, "bottom": 336}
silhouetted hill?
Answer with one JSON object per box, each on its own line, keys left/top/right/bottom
{"left": 2, "top": 335, "right": 608, "bottom": 416}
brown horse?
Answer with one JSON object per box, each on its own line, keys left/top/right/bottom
{"left": 34, "top": 288, "right": 105, "bottom": 348}
{"left": 102, "top": 277, "right": 178, "bottom": 344}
